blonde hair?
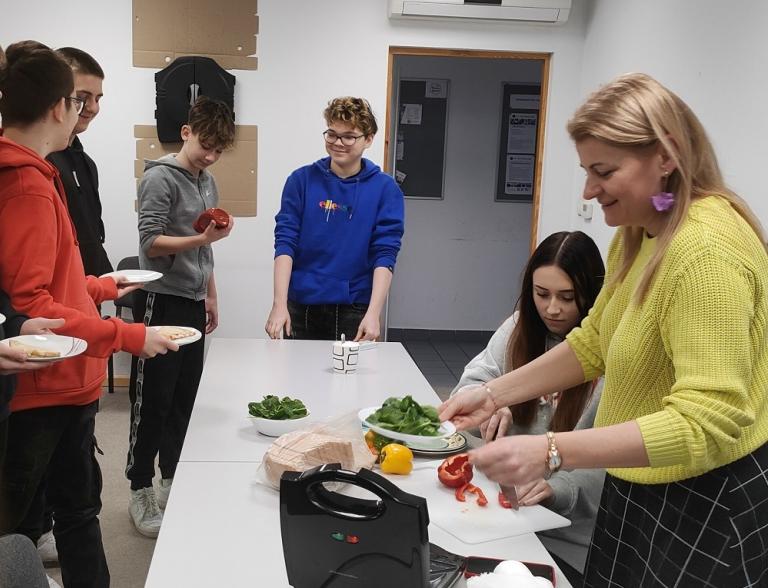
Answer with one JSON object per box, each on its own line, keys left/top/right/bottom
{"left": 567, "top": 73, "right": 766, "bottom": 300}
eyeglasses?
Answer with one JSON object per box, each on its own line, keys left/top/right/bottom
{"left": 323, "top": 130, "right": 365, "bottom": 146}
{"left": 66, "top": 96, "right": 86, "bottom": 115}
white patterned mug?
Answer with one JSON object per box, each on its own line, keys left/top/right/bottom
{"left": 332, "top": 339, "right": 360, "bottom": 374}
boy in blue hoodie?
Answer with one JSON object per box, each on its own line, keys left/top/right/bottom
{"left": 265, "top": 97, "right": 405, "bottom": 341}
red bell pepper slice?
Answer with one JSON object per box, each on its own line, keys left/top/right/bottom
{"left": 498, "top": 491, "right": 512, "bottom": 509}
{"left": 438, "top": 453, "right": 473, "bottom": 488}
{"left": 455, "top": 483, "right": 488, "bottom": 507}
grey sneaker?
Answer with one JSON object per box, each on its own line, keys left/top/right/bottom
{"left": 156, "top": 478, "right": 173, "bottom": 510}
{"left": 129, "top": 487, "right": 163, "bottom": 537}
{"left": 37, "top": 530, "right": 59, "bottom": 566}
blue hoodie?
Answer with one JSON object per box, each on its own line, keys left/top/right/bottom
{"left": 274, "top": 157, "right": 404, "bottom": 305}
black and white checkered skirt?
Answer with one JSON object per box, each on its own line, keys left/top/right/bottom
{"left": 583, "top": 442, "right": 768, "bottom": 588}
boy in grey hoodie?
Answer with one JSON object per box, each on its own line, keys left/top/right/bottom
{"left": 126, "top": 97, "right": 235, "bottom": 537}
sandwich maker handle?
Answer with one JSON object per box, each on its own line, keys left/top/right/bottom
{"left": 290, "top": 464, "right": 415, "bottom": 521}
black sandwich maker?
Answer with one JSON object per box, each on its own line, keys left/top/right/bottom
{"left": 280, "top": 464, "right": 464, "bottom": 588}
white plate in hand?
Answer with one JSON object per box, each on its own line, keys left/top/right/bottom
{"left": 151, "top": 326, "right": 202, "bottom": 346}
{"left": 101, "top": 269, "right": 163, "bottom": 284}
{"left": 0, "top": 334, "right": 88, "bottom": 362}
{"left": 358, "top": 406, "right": 456, "bottom": 447}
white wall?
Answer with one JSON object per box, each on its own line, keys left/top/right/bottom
{"left": 388, "top": 56, "right": 541, "bottom": 331}
{"left": 2, "top": 0, "right": 590, "bottom": 338}
{"left": 570, "top": 0, "right": 768, "bottom": 253}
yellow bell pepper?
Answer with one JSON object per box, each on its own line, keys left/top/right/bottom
{"left": 379, "top": 444, "right": 414, "bottom": 475}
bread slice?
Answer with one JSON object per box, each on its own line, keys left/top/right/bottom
{"left": 156, "top": 326, "right": 196, "bottom": 341}
{"left": 9, "top": 340, "right": 61, "bottom": 358}
{"left": 263, "top": 432, "right": 356, "bottom": 488}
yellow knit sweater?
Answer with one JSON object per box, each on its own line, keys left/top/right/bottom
{"left": 567, "top": 196, "right": 768, "bottom": 484}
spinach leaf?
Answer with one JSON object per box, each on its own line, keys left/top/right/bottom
{"left": 248, "top": 395, "right": 308, "bottom": 420}
{"left": 367, "top": 395, "right": 441, "bottom": 436}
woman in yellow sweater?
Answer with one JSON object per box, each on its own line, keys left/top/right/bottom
{"left": 439, "top": 72, "right": 768, "bottom": 587}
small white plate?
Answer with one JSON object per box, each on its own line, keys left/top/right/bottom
{"left": 0, "top": 313, "right": 5, "bottom": 325}
{"left": 101, "top": 269, "right": 163, "bottom": 284}
{"left": 358, "top": 406, "right": 456, "bottom": 446}
{"left": 151, "top": 326, "right": 202, "bottom": 346}
{"left": 0, "top": 334, "right": 88, "bottom": 362}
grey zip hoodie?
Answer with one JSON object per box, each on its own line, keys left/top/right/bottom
{"left": 137, "top": 154, "right": 218, "bottom": 301}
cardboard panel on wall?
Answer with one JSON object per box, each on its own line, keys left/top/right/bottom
{"left": 134, "top": 125, "right": 258, "bottom": 217}
{"left": 132, "top": 0, "right": 258, "bottom": 70}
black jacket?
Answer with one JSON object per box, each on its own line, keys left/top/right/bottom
{"left": 47, "top": 137, "right": 114, "bottom": 277}
{"left": 0, "top": 290, "right": 26, "bottom": 421}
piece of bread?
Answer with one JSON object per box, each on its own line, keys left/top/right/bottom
{"left": 263, "top": 432, "right": 356, "bottom": 488}
{"left": 9, "top": 340, "right": 60, "bottom": 358}
{"left": 156, "top": 326, "right": 196, "bottom": 341}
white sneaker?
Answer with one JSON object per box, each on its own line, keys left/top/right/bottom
{"left": 156, "top": 478, "right": 173, "bottom": 510}
{"left": 47, "top": 575, "right": 62, "bottom": 588}
{"left": 37, "top": 530, "right": 59, "bottom": 566}
{"left": 129, "top": 487, "right": 163, "bottom": 537}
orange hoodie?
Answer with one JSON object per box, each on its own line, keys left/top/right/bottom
{"left": 0, "top": 136, "right": 146, "bottom": 411}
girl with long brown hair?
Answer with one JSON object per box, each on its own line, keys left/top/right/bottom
{"left": 451, "top": 230, "right": 605, "bottom": 583}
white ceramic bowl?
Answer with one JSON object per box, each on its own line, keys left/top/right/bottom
{"left": 250, "top": 413, "right": 311, "bottom": 437}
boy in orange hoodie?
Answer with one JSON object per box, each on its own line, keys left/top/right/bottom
{"left": 0, "top": 41, "right": 176, "bottom": 587}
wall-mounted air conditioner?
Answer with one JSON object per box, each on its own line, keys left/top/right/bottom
{"left": 389, "top": 0, "right": 572, "bottom": 24}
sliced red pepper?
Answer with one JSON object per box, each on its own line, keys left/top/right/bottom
{"left": 438, "top": 453, "right": 473, "bottom": 488}
{"left": 498, "top": 491, "right": 512, "bottom": 509}
{"left": 455, "top": 483, "right": 488, "bottom": 507}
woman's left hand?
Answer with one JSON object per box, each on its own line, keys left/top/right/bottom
{"left": 468, "top": 434, "right": 548, "bottom": 487}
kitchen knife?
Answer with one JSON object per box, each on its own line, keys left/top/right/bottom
{"left": 499, "top": 484, "right": 519, "bottom": 510}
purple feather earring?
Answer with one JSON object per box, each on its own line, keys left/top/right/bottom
{"left": 651, "top": 170, "right": 674, "bottom": 211}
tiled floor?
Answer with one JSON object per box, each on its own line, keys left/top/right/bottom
{"left": 398, "top": 338, "right": 489, "bottom": 401}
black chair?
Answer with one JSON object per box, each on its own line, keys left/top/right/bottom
{"left": 106, "top": 256, "right": 140, "bottom": 394}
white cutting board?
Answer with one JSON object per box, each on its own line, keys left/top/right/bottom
{"left": 384, "top": 460, "right": 570, "bottom": 544}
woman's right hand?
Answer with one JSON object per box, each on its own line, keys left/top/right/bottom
{"left": 479, "top": 407, "right": 513, "bottom": 443}
{"left": 438, "top": 384, "right": 497, "bottom": 431}
{"left": 265, "top": 303, "right": 291, "bottom": 339}
{"left": 140, "top": 327, "right": 179, "bottom": 358}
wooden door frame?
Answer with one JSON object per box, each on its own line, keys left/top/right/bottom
{"left": 384, "top": 46, "right": 551, "bottom": 252}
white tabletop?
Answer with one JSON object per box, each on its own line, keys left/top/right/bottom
{"left": 148, "top": 339, "right": 571, "bottom": 588}
{"left": 145, "top": 461, "right": 571, "bottom": 588}
{"left": 180, "top": 339, "right": 439, "bottom": 463}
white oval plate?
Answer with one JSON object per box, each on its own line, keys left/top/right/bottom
{"left": 151, "top": 326, "right": 202, "bottom": 346}
{"left": 358, "top": 406, "right": 456, "bottom": 445}
{"left": 0, "top": 313, "right": 5, "bottom": 325}
{"left": 101, "top": 269, "right": 163, "bottom": 284}
{"left": 0, "top": 334, "right": 88, "bottom": 362}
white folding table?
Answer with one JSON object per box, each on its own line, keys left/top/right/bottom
{"left": 146, "top": 339, "right": 572, "bottom": 588}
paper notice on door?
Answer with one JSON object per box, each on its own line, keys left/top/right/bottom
{"left": 505, "top": 154, "right": 534, "bottom": 196}
{"left": 507, "top": 113, "right": 537, "bottom": 154}
{"left": 400, "top": 104, "right": 423, "bottom": 125}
